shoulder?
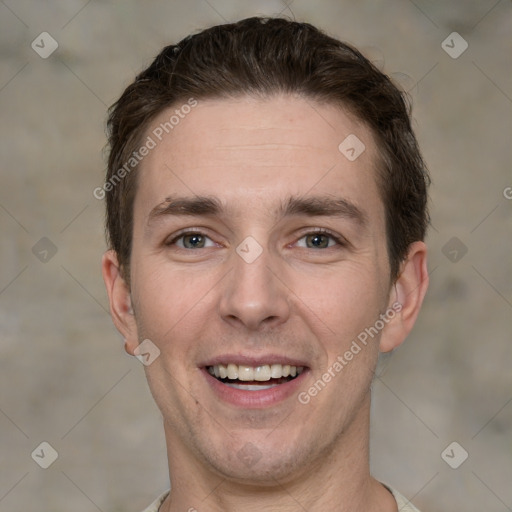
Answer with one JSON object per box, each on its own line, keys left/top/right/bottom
{"left": 139, "top": 490, "right": 170, "bottom": 512}
{"left": 388, "top": 487, "right": 422, "bottom": 511}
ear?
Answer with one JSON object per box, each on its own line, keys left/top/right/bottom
{"left": 379, "top": 241, "right": 429, "bottom": 353}
{"left": 101, "top": 250, "right": 139, "bottom": 356}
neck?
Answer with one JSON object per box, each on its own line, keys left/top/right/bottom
{"left": 161, "top": 392, "right": 396, "bottom": 512}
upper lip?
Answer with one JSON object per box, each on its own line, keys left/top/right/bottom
{"left": 200, "top": 354, "right": 310, "bottom": 368}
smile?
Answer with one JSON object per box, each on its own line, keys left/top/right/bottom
{"left": 207, "top": 363, "right": 304, "bottom": 390}
{"left": 203, "top": 362, "right": 309, "bottom": 407}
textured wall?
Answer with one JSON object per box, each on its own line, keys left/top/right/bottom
{"left": 0, "top": 1, "right": 511, "bottom": 511}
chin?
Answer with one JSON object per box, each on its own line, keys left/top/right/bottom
{"left": 199, "top": 435, "right": 313, "bottom": 485}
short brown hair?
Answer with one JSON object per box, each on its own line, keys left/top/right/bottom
{"left": 105, "top": 16, "right": 429, "bottom": 282}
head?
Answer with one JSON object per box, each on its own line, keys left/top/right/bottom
{"left": 104, "top": 16, "right": 429, "bottom": 284}
{"left": 102, "top": 17, "right": 429, "bottom": 488}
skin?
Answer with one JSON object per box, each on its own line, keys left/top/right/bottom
{"left": 102, "top": 95, "right": 428, "bottom": 512}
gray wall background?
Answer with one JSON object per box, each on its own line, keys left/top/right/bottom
{"left": 1, "top": 1, "right": 511, "bottom": 511}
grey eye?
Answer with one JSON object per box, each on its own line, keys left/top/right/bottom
{"left": 304, "top": 233, "right": 332, "bottom": 249}
{"left": 180, "top": 233, "right": 207, "bottom": 249}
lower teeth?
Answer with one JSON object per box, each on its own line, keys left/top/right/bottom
{"left": 226, "top": 383, "right": 277, "bottom": 391}
{"left": 218, "top": 376, "right": 295, "bottom": 390}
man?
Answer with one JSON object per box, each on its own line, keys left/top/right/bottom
{"left": 101, "top": 16, "right": 429, "bottom": 512}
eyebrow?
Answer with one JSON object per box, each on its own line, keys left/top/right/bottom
{"left": 279, "top": 196, "right": 367, "bottom": 226}
{"left": 147, "top": 194, "right": 366, "bottom": 228}
{"left": 147, "top": 196, "right": 223, "bottom": 225}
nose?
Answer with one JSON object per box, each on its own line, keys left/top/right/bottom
{"left": 218, "top": 245, "right": 291, "bottom": 331}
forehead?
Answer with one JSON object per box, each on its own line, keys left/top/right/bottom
{"left": 134, "top": 95, "right": 383, "bottom": 221}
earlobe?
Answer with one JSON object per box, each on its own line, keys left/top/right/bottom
{"left": 101, "top": 250, "right": 139, "bottom": 355}
{"left": 379, "top": 241, "right": 429, "bottom": 353}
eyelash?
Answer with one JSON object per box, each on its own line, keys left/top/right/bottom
{"left": 165, "top": 229, "right": 216, "bottom": 248}
{"left": 165, "top": 228, "right": 346, "bottom": 249}
{"left": 295, "top": 228, "right": 346, "bottom": 249}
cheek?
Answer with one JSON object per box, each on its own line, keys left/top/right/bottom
{"left": 292, "top": 262, "right": 386, "bottom": 338}
{"left": 132, "top": 265, "right": 192, "bottom": 337}
{"left": 132, "top": 261, "right": 222, "bottom": 352}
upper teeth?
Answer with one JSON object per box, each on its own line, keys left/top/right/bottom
{"left": 208, "top": 364, "right": 304, "bottom": 381}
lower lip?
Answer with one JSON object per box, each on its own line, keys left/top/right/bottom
{"left": 201, "top": 368, "right": 308, "bottom": 408}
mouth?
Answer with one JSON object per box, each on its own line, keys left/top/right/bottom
{"left": 202, "top": 361, "right": 309, "bottom": 408}
{"left": 206, "top": 363, "right": 305, "bottom": 391}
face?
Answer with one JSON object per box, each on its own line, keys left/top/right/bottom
{"left": 103, "top": 94, "right": 427, "bottom": 485}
